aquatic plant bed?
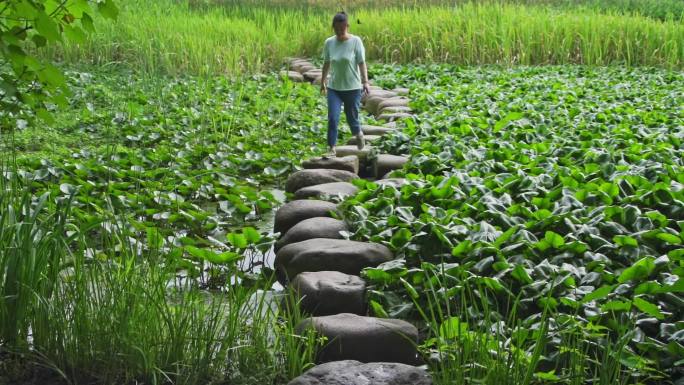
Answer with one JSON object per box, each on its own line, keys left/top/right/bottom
{"left": 339, "top": 65, "right": 684, "bottom": 384}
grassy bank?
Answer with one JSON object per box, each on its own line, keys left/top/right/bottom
{"left": 44, "top": 0, "right": 684, "bottom": 75}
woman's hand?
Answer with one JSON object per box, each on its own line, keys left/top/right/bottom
{"left": 320, "top": 83, "right": 327, "bottom": 95}
{"left": 362, "top": 81, "right": 370, "bottom": 96}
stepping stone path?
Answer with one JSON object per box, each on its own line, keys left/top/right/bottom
{"left": 293, "top": 181, "right": 358, "bottom": 200}
{"left": 285, "top": 169, "right": 358, "bottom": 193}
{"left": 288, "top": 360, "right": 432, "bottom": 385}
{"left": 278, "top": 57, "right": 429, "bottom": 383}
{"left": 274, "top": 217, "right": 347, "bottom": 251}
{"left": 273, "top": 199, "right": 338, "bottom": 234}
{"left": 275, "top": 238, "right": 393, "bottom": 283}
{"left": 296, "top": 313, "right": 419, "bottom": 364}
{"left": 302, "top": 155, "right": 359, "bottom": 174}
{"left": 290, "top": 271, "right": 366, "bottom": 316}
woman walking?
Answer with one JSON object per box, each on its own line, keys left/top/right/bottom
{"left": 320, "top": 11, "right": 370, "bottom": 158}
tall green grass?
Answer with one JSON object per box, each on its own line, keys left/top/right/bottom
{"left": 0, "top": 172, "right": 317, "bottom": 384}
{"left": 412, "top": 268, "right": 639, "bottom": 385}
{"left": 46, "top": 0, "right": 684, "bottom": 75}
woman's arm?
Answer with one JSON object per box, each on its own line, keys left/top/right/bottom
{"left": 320, "top": 61, "right": 330, "bottom": 94}
{"left": 358, "top": 62, "right": 370, "bottom": 95}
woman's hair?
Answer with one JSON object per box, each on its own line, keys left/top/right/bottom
{"left": 332, "top": 11, "right": 348, "bottom": 26}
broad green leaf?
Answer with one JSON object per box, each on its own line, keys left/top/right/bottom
{"left": 451, "top": 240, "right": 472, "bottom": 257}
{"left": 544, "top": 231, "right": 565, "bottom": 248}
{"left": 439, "top": 317, "right": 468, "bottom": 339}
{"left": 494, "top": 225, "right": 518, "bottom": 248}
{"left": 534, "top": 371, "right": 560, "bottom": 381}
{"left": 494, "top": 111, "right": 524, "bottom": 132}
{"left": 35, "top": 12, "right": 61, "bottom": 42}
{"left": 400, "top": 278, "right": 419, "bottom": 299}
{"left": 227, "top": 233, "right": 248, "bottom": 249}
{"left": 618, "top": 257, "right": 656, "bottom": 283}
{"left": 98, "top": 0, "right": 120, "bottom": 20}
{"left": 601, "top": 300, "right": 632, "bottom": 312}
{"left": 658, "top": 279, "right": 684, "bottom": 293}
{"left": 613, "top": 235, "right": 638, "bottom": 247}
{"left": 511, "top": 265, "right": 533, "bottom": 285}
{"left": 242, "top": 226, "right": 261, "bottom": 243}
{"left": 390, "top": 228, "right": 412, "bottom": 248}
{"left": 369, "top": 300, "right": 388, "bottom": 318}
{"left": 146, "top": 227, "right": 164, "bottom": 249}
{"left": 633, "top": 297, "right": 664, "bottom": 320}
{"left": 656, "top": 232, "right": 682, "bottom": 245}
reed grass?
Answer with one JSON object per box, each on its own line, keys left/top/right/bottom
{"left": 0, "top": 171, "right": 317, "bottom": 385}
{"left": 413, "top": 268, "right": 636, "bottom": 385}
{"left": 44, "top": 0, "right": 684, "bottom": 75}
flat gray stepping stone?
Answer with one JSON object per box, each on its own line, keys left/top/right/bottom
{"left": 379, "top": 105, "right": 413, "bottom": 115}
{"left": 303, "top": 69, "right": 322, "bottom": 80}
{"left": 362, "top": 125, "right": 396, "bottom": 136}
{"left": 280, "top": 70, "right": 304, "bottom": 82}
{"left": 373, "top": 154, "right": 409, "bottom": 178}
{"left": 291, "top": 271, "right": 366, "bottom": 316}
{"left": 377, "top": 97, "right": 410, "bottom": 115}
{"left": 285, "top": 169, "right": 358, "bottom": 193}
{"left": 287, "top": 360, "right": 432, "bottom": 385}
{"left": 364, "top": 93, "right": 398, "bottom": 115}
{"left": 274, "top": 200, "right": 338, "bottom": 235}
{"left": 334, "top": 146, "right": 372, "bottom": 162}
{"left": 378, "top": 112, "right": 414, "bottom": 122}
{"left": 346, "top": 134, "right": 380, "bottom": 146}
{"left": 393, "top": 87, "right": 410, "bottom": 96}
{"left": 376, "top": 178, "right": 408, "bottom": 189}
{"left": 293, "top": 62, "right": 315, "bottom": 73}
{"left": 275, "top": 238, "right": 393, "bottom": 283}
{"left": 361, "top": 90, "right": 397, "bottom": 106}
{"left": 294, "top": 182, "right": 358, "bottom": 200}
{"left": 296, "top": 313, "right": 419, "bottom": 364}
{"left": 275, "top": 217, "right": 347, "bottom": 251}
{"left": 302, "top": 155, "right": 359, "bottom": 174}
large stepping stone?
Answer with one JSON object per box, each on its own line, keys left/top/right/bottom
{"left": 346, "top": 134, "right": 381, "bottom": 146}
{"left": 373, "top": 154, "right": 409, "bottom": 178}
{"left": 302, "top": 155, "right": 359, "bottom": 174}
{"left": 290, "top": 271, "right": 366, "bottom": 316}
{"left": 303, "top": 69, "right": 322, "bottom": 81}
{"left": 334, "top": 146, "right": 372, "bottom": 162}
{"left": 285, "top": 169, "right": 358, "bottom": 193}
{"left": 361, "top": 89, "right": 397, "bottom": 106}
{"left": 296, "top": 313, "right": 419, "bottom": 364}
{"left": 375, "top": 178, "right": 408, "bottom": 189}
{"left": 275, "top": 217, "right": 347, "bottom": 251}
{"left": 379, "top": 105, "right": 413, "bottom": 115}
{"left": 287, "top": 360, "right": 432, "bottom": 385}
{"left": 376, "top": 97, "right": 410, "bottom": 115}
{"left": 393, "top": 87, "right": 410, "bottom": 96}
{"left": 364, "top": 93, "right": 398, "bottom": 115}
{"left": 280, "top": 70, "right": 304, "bottom": 82}
{"left": 378, "top": 112, "right": 414, "bottom": 122}
{"left": 275, "top": 239, "right": 393, "bottom": 283}
{"left": 293, "top": 62, "right": 315, "bottom": 73}
{"left": 294, "top": 182, "right": 358, "bottom": 200}
{"left": 362, "top": 125, "right": 396, "bottom": 136}
{"left": 289, "top": 59, "right": 310, "bottom": 67}
{"left": 273, "top": 200, "right": 338, "bottom": 235}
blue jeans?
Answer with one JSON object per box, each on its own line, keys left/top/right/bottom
{"left": 327, "top": 88, "right": 362, "bottom": 147}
